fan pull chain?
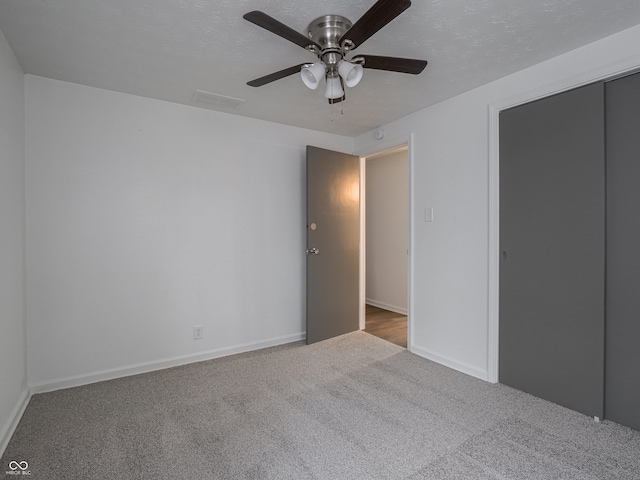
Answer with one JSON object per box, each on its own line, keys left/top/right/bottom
{"left": 329, "top": 99, "right": 346, "bottom": 122}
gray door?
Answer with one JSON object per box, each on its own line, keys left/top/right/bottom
{"left": 605, "top": 72, "right": 640, "bottom": 430}
{"left": 306, "top": 145, "right": 360, "bottom": 344}
{"left": 499, "top": 83, "right": 606, "bottom": 418}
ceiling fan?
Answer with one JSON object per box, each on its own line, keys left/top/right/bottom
{"left": 243, "top": 0, "right": 428, "bottom": 104}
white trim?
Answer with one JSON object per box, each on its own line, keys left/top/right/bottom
{"left": 0, "top": 388, "right": 31, "bottom": 458}
{"left": 487, "top": 103, "right": 500, "bottom": 384}
{"left": 365, "top": 299, "right": 408, "bottom": 316}
{"left": 359, "top": 156, "right": 367, "bottom": 331}
{"left": 355, "top": 133, "right": 414, "bottom": 351}
{"left": 407, "top": 133, "right": 415, "bottom": 351}
{"left": 355, "top": 134, "right": 411, "bottom": 159}
{"left": 487, "top": 52, "right": 640, "bottom": 385}
{"left": 411, "top": 344, "right": 488, "bottom": 382}
{"left": 29, "top": 333, "right": 305, "bottom": 394}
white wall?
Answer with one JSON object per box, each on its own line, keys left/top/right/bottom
{"left": 365, "top": 150, "right": 408, "bottom": 314}
{"left": 0, "top": 29, "right": 28, "bottom": 455}
{"left": 355, "top": 24, "right": 640, "bottom": 381}
{"left": 25, "top": 75, "right": 352, "bottom": 390}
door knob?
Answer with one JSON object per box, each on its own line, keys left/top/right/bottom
{"left": 306, "top": 247, "right": 320, "bottom": 255}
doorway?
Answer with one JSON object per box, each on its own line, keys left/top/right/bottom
{"left": 361, "top": 146, "right": 409, "bottom": 348}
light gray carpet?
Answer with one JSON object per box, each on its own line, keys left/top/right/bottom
{"left": 2, "top": 331, "right": 639, "bottom": 479}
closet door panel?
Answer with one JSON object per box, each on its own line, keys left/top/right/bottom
{"left": 605, "top": 72, "right": 640, "bottom": 430}
{"left": 499, "top": 83, "right": 605, "bottom": 418}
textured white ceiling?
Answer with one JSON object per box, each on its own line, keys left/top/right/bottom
{"left": 1, "top": 0, "right": 640, "bottom": 136}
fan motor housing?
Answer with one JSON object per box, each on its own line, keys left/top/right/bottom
{"left": 307, "top": 15, "right": 352, "bottom": 64}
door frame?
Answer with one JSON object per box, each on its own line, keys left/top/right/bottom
{"left": 488, "top": 57, "right": 640, "bottom": 384}
{"left": 355, "top": 133, "right": 414, "bottom": 351}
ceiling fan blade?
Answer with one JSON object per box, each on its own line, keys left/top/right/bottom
{"left": 339, "top": 0, "right": 411, "bottom": 50}
{"left": 357, "top": 55, "right": 427, "bottom": 74}
{"left": 243, "top": 11, "right": 320, "bottom": 51}
{"left": 247, "top": 64, "right": 306, "bottom": 87}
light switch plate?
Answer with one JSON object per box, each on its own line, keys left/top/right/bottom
{"left": 425, "top": 207, "right": 434, "bottom": 222}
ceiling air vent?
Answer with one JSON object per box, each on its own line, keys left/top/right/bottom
{"left": 192, "top": 90, "right": 245, "bottom": 111}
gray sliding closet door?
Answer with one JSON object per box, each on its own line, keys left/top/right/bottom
{"left": 605, "top": 72, "right": 640, "bottom": 430}
{"left": 499, "top": 83, "right": 605, "bottom": 418}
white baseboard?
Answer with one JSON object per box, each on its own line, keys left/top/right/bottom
{"left": 30, "top": 332, "right": 305, "bottom": 394}
{"left": 0, "top": 388, "right": 31, "bottom": 458}
{"left": 365, "top": 299, "right": 408, "bottom": 315}
{"left": 410, "top": 344, "right": 488, "bottom": 382}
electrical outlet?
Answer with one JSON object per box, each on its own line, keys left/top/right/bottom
{"left": 193, "top": 325, "right": 204, "bottom": 340}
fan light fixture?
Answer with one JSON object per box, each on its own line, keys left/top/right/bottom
{"left": 295, "top": 16, "right": 367, "bottom": 104}
{"left": 338, "top": 60, "right": 364, "bottom": 87}
{"left": 301, "top": 60, "right": 363, "bottom": 100}
{"left": 301, "top": 62, "right": 326, "bottom": 90}
{"left": 324, "top": 73, "right": 345, "bottom": 100}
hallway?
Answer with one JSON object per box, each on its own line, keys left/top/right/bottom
{"left": 364, "top": 304, "right": 407, "bottom": 348}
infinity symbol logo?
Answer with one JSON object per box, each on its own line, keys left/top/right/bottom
{"left": 8, "top": 461, "right": 28, "bottom": 471}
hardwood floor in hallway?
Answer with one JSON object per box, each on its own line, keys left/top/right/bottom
{"left": 364, "top": 304, "right": 407, "bottom": 348}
